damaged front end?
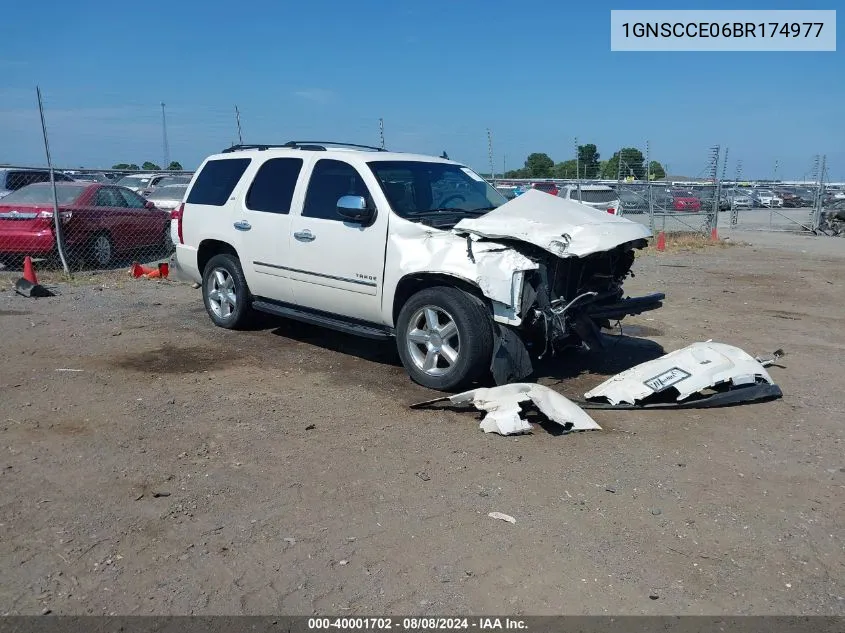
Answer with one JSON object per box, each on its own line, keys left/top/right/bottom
{"left": 516, "top": 237, "right": 663, "bottom": 356}
{"left": 450, "top": 190, "right": 663, "bottom": 383}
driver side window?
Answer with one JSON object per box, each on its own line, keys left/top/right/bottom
{"left": 303, "top": 159, "right": 371, "bottom": 221}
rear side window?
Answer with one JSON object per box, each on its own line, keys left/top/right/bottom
{"left": 245, "top": 158, "right": 303, "bottom": 214}
{"left": 187, "top": 158, "right": 251, "bottom": 206}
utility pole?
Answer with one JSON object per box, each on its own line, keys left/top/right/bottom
{"left": 379, "top": 118, "right": 385, "bottom": 150}
{"left": 235, "top": 105, "right": 243, "bottom": 144}
{"left": 574, "top": 137, "right": 579, "bottom": 180}
{"left": 503, "top": 155, "right": 506, "bottom": 177}
{"left": 161, "top": 102, "right": 170, "bottom": 170}
{"left": 37, "top": 86, "right": 70, "bottom": 275}
{"left": 487, "top": 128, "right": 494, "bottom": 181}
{"left": 773, "top": 159, "right": 779, "bottom": 183}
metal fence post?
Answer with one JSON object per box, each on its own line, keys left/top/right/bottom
{"left": 36, "top": 87, "right": 70, "bottom": 275}
{"left": 812, "top": 154, "right": 826, "bottom": 232}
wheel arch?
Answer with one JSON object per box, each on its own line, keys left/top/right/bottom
{"left": 197, "top": 239, "right": 239, "bottom": 276}
{"left": 391, "top": 272, "right": 490, "bottom": 328}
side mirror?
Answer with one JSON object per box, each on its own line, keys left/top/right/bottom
{"left": 144, "top": 200, "right": 155, "bottom": 209}
{"left": 336, "top": 195, "right": 374, "bottom": 223}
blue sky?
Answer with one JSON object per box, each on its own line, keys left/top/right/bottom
{"left": 0, "top": 0, "right": 841, "bottom": 180}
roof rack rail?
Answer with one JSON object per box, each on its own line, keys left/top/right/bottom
{"left": 285, "top": 141, "right": 387, "bottom": 152}
{"left": 221, "top": 144, "right": 295, "bottom": 153}
{"left": 221, "top": 141, "right": 387, "bottom": 153}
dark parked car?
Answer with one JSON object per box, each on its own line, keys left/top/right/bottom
{"left": 776, "top": 190, "right": 803, "bottom": 208}
{"left": 618, "top": 188, "right": 649, "bottom": 213}
{"left": 0, "top": 168, "right": 75, "bottom": 199}
{"left": 0, "top": 182, "right": 171, "bottom": 267}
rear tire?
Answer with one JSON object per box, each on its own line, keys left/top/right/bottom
{"left": 396, "top": 286, "right": 493, "bottom": 391}
{"left": 87, "top": 232, "right": 114, "bottom": 268}
{"left": 202, "top": 253, "right": 252, "bottom": 330}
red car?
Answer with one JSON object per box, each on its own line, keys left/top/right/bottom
{"left": 0, "top": 182, "right": 171, "bottom": 267}
{"left": 670, "top": 190, "right": 702, "bottom": 212}
{"left": 532, "top": 182, "right": 559, "bottom": 196}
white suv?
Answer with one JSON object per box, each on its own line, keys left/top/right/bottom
{"left": 173, "top": 142, "right": 663, "bottom": 390}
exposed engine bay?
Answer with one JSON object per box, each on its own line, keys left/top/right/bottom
{"left": 520, "top": 238, "right": 663, "bottom": 353}
{"left": 484, "top": 238, "right": 663, "bottom": 384}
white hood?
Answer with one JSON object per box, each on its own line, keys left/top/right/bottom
{"left": 452, "top": 189, "right": 651, "bottom": 258}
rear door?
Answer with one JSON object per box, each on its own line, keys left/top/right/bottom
{"left": 233, "top": 157, "right": 304, "bottom": 303}
{"left": 286, "top": 157, "right": 389, "bottom": 323}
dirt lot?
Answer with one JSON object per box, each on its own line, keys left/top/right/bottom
{"left": 1, "top": 232, "right": 843, "bottom": 616}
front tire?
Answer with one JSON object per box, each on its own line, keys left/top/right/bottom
{"left": 202, "top": 253, "right": 252, "bottom": 330}
{"left": 396, "top": 286, "right": 493, "bottom": 391}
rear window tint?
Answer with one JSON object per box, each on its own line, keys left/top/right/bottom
{"left": 187, "top": 158, "right": 251, "bottom": 206}
{"left": 5, "top": 171, "right": 53, "bottom": 190}
{"left": 246, "top": 158, "right": 303, "bottom": 214}
{"left": 571, "top": 189, "right": 618, "bottom": 203}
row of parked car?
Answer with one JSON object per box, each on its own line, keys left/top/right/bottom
{"left": 0, "top": 167, "right": 193, "bottom": 268}
{"left": 495, "top": 180, "right": 830, "bottom": 214}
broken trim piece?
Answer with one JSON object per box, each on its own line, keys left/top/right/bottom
{"left": 411, "top": 383, "right": 601, "bottom": 436}
{"left": 579, "top": 382, "right": 782, "bottom": 409}
{"left": 584, "top": 341, "right": 783, "bottom": 408}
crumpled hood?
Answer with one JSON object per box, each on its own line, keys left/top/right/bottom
{"left": 452, "top": 189, "right": 651, "bottom": 257}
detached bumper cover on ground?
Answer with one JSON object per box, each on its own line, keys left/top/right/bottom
{"left": 584, "top": 341, "right": 783, "bottom": 408}
{"left": 411, "top": 383, "right": 601, "bottom": 436}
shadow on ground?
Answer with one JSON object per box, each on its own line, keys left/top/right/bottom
{"left": 263, "top": 315, "right": 403, "bottom": 367}
{"left": 533, "top": 334, "right": 665, "bottom": 381}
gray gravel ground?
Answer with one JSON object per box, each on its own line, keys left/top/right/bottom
{"left": 0, "top": 232, "right": 843, "bottom": 615}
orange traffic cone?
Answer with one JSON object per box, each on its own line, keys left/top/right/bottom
{"left": 710, "top": 226, "right": 719, "bottom": 241}
{"left": 656, "top": 231, "right": 666, "bottom": 251}
{"left": 130, "top": 262, "right": 156, "bottom": 278}
{"left": 15, "top": 256, "right": 53, "bottom": 297}
{"left": 23, "top": 256, "right": 38, "bottom": 284}
{"left": 145, "top": 268, "right": 161, "bottom": 279}
{"left": 158, "top": 262, "right": 169, "bottom": 278}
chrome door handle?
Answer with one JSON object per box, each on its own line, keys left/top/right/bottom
{"left": 233, "top": 221, "right": 251, "bottom": 231}
{"left": 294, "top": 230, "right": 315, "bottom": 242}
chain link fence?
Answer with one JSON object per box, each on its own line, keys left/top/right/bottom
{"left": 0, "top": 166, "right": 192, "bottom": 273}
{"left": 615, "top": 181, "right": 719, "bottom": 234}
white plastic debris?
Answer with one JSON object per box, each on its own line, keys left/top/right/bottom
{"left": 488, "top": 512, "right": 516, "bottom": 524}
{"left": 412, "top": 383, "right": 600, "bottom": 436}
{"left": 584, "top": 341, "right": 777, "bottom": 405}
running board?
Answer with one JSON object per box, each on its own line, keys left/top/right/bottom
{"left": 251, "top": 300, "right": 394, "bottom": 340}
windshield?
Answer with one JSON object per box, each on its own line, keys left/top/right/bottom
{"left": 0, "top": 183, "right": 86, "bottom": 205}
{"left": 367, "top": 161, "right": 507, "bottom": 220}
{"left": 116, "top": 175, "right": 151, "bottom": 188}
{"left": 147, "top": 185, "right": 187, "bottom": 201}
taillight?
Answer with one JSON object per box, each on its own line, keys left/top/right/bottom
{"left": 38, "top": 210, "right": 72, "bottom": 221}
{"left": 173, "top": 203, "right": 184, "bottom": 244}
{"left": 607, "top": 207, "right": 616, "bottom": 215}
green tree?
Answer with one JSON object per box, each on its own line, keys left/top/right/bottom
{"left": 601, "top": 148, "right": 646, "bottom": 180}
{"left": 167, "top": 161, "right": 183, "bottom": 171}
{"left": 503, "top": 167, "right": 529, "bottom": 178}
{"left": 142, "top": 161, "right": 162, "bottom": 171}
{"left": 112, "top": 163, "right": 140, "bottom": 170}
{"left": 554, "top": 160, "right": 578, "bottom": 179}
{"left": 648, "top": 160, "right": 666, "bottom": 180}
{"left": 524, "top": 152, "right": 555, "bottom": 178}
{"left": 577, "top": 144, "right": 601, "bottom": 178}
